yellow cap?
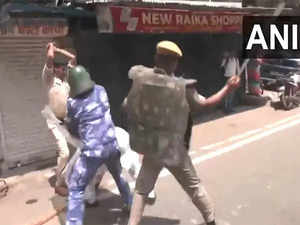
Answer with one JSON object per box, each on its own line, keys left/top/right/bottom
{"left": 156, "top": 41, "right": 183, "bottom": 58}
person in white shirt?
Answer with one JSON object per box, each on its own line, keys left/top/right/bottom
{"left": 54, "top": 125, "right": 156, "bottom": 207}
{"left": 42, "top": 42, "right": 76, "bottom": 188}
{"left": 221, "top": 51, "right": 240, "bottom": 113}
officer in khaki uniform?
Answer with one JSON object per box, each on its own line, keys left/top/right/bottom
{"left": 123, "top": 41, "right": 240, "bottom": 225}
{"left": 42, "top": 42, "right": 76, "bottom": 187}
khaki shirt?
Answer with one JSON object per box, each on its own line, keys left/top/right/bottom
{"left": 42, "top": 64, "right": 70, "bottom": 92}
{"left": 42, "top": 64, "right": 70, "bottom": 124}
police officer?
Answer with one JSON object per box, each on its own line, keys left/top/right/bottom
{"left": 65, "top": 65, "right": 132, "bottom": 225}
{"left": 123, "top": 41, "right": 240, "bottom": 225}
{"left": 42, "top": 42, "right": 76, "bottom": 188}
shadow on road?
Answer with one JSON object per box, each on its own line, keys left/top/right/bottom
{"left": 194, "top": 95, "right": 270, "bottom": 125}
{"left": 270, "top": 99, "right": 300, "bottom": 111}
{"left": 270, "top": 101, "right": 284, "bottom": 110}
{"left": 50, "top": 188, "right": 180, "bottom": 225}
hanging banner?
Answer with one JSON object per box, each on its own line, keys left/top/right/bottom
{"left": 96, "top": 6, "right": 246, "bottom": 34}
{"left": 0, "top": 18, "right": 68, "bottom": 37}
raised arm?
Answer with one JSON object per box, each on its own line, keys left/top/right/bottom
{"left": 186, "top": 75, "right": 240, "bottom": 114}
{"left": 46, "top": 42, "right": 55, "bottom": 68}
{"left": 55, "top": 47, "right": 77, "bottom": 68}
{"left": 42, "top": 43, "right": 56, "bottom": 87}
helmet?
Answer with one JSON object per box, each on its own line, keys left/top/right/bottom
{"left": 68, "top": 65, "right": 95, "bottom": 98}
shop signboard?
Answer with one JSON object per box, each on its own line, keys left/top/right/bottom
{"left": 0, "top": 18, "right": 68, "bottom": 37}
{"left": 96, "top": 6, "right": 247, "bottom": 34}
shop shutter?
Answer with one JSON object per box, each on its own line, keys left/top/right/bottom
{"left": 0, "top": 37, "right": 57, "bottom": 170}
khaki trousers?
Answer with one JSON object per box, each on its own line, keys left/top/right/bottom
{"left": 135, "top": 153, "right": 215, "bottom": 223}
{"left": 48, "top": 123, "right": 70, "bottom": 186}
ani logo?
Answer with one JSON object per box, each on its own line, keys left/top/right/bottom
{"left": 243, "top": 16, "right": 300, "bottom": 58}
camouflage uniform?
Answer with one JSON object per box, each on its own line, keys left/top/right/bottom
{"left": 66, "top": 85, "right": 132, "bottom": 225}
{"left": 126, "top": 65, "right": 215, "bottom": 224}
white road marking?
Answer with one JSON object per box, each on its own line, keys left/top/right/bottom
{"left": 201, "top": 128, "right": 262, "bottom": 151}
{"left": 200, "top": 128, "right": 263, "bottom": 151}
{"left": 264, "top": 114, "right": 300, "bottom": 129}
{"left": 192, "top": 118, "right": 300, "bottom": 165}
{"left": 201, "top": 113, "right": 300, "bottom": 151}
{"left": 201, "top": 140, "right": 227, "bottom": 150}
{"left": 106, "top": 117, "right": 300, "bottom": 197}
{"left": 228, "top": 128, "right": 263, "bottom": 142}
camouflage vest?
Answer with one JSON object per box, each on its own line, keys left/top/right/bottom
{"left": 127, "top": 65, "right": 190, "bottom": 166}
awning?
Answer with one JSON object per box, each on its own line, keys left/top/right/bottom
{"left": 77, "top": 0, "right": 242, "bottom": 8}
{"left": 0, "top": 2, "right": 95, "bottom": 18}
{"left": 0, "top": 3, "right": 95, "bottom": 37}
{"left": 75, "top": 0, "right": 292, "bottom": 15}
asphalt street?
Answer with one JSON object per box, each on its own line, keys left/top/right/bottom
{"left": 71, "top": 115, "right": 300, "bottom": 225}
{"left": 2, "top": 102, "right": 300, "bottom": 225}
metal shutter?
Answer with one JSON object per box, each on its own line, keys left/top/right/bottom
{"left": 0, "top": 37, "right": 57, "bottom": 171}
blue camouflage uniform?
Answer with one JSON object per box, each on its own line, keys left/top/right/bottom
{"left": 66, "top": 85, "right": 132, "bottom": 225}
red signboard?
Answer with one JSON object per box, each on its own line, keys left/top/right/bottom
{"left": 96, "top": 6, "right": 247, "bottom": 34}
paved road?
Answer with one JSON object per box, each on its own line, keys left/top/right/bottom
{"left": 63, "top": 112, "right": 300, "bottom": 225}
{"left": 2, "top": 102, "right": 300, "bottom": 225}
